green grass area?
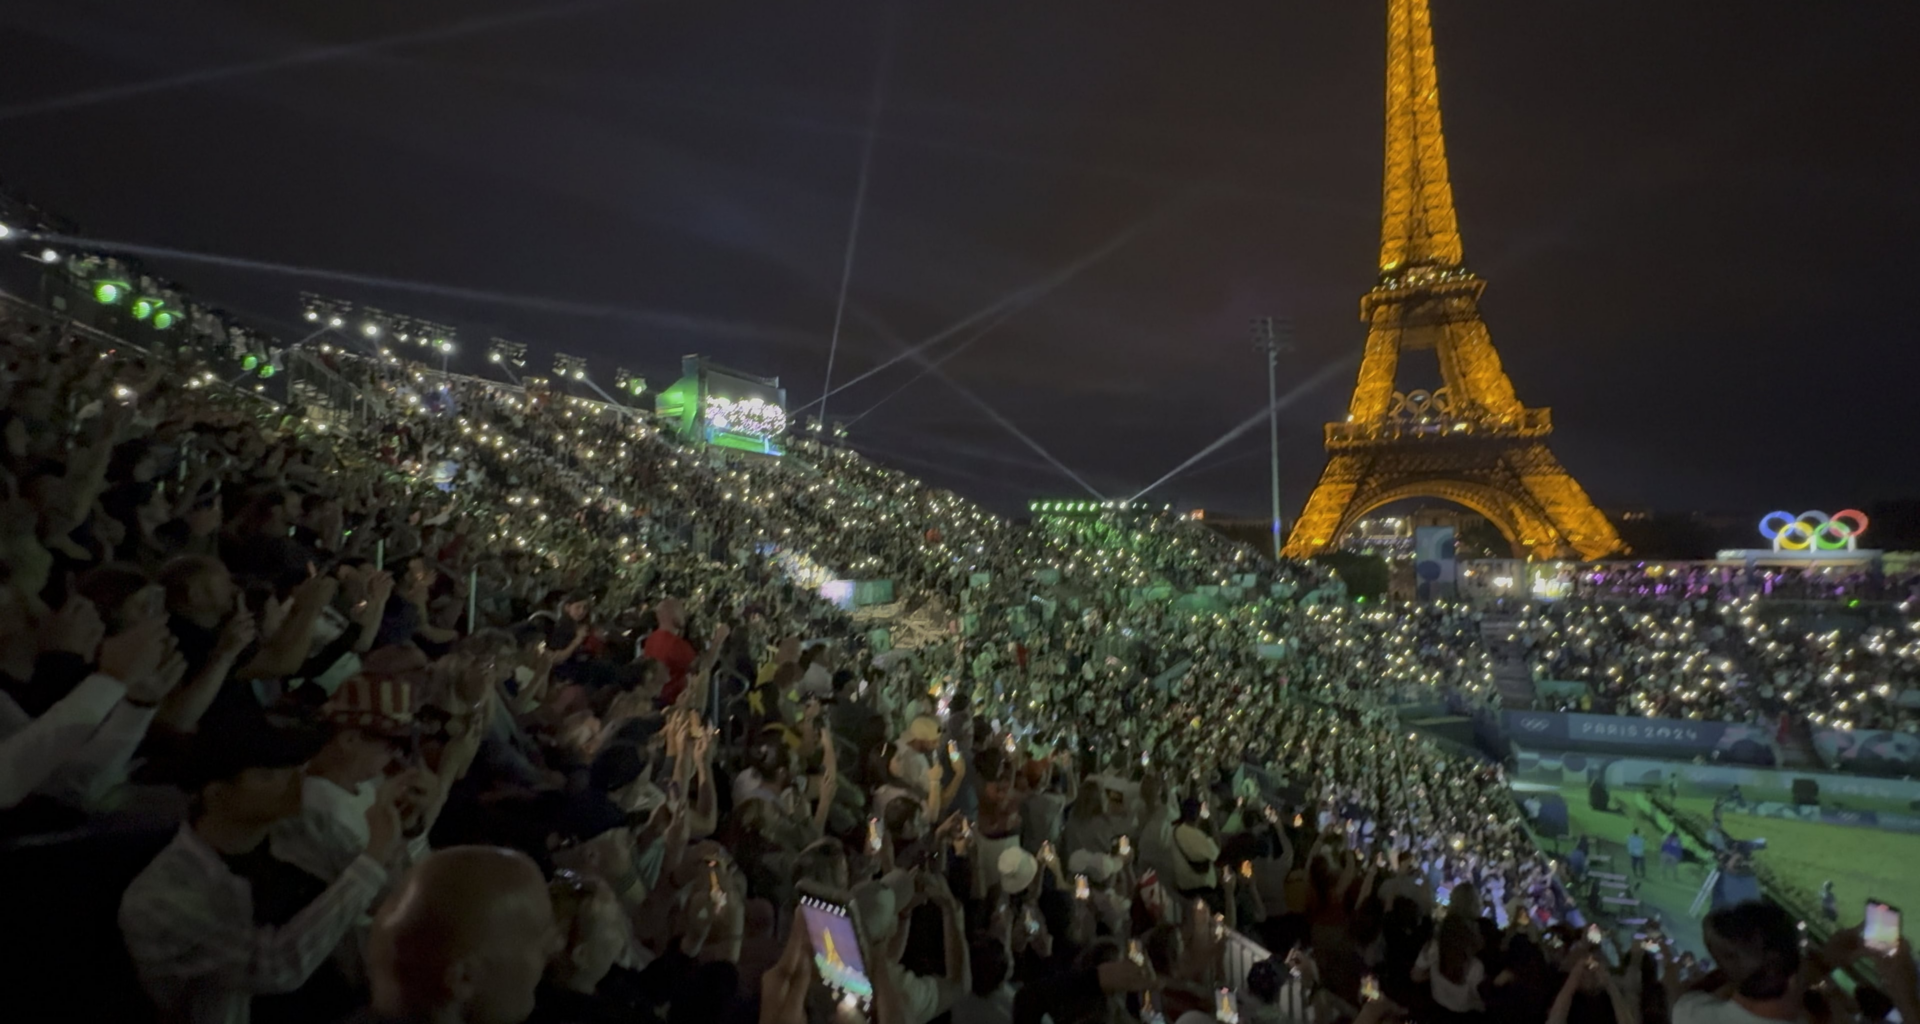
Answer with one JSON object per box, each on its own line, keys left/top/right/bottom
{"left": 1552, "top": 785, "right": 1920, "bottom": 946}
{"left": 1701, "top": 800, "right": 1920, "bottom": 946}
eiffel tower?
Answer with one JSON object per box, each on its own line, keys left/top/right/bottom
{"left": 1283, "top": 0, "right": 1624, "bottom": 562}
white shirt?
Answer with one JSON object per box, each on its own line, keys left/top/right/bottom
{"left": 1414, "top": 943, "right": 1485, "bottom": 1013}
{"left": 890, "top": 744, "right": 935, "bottom": 800}
{"left": 301, "top": 776, "right": 376, "bottom": 850}
{"left": 0, "top": 672, "right": 148, "bottom": 809}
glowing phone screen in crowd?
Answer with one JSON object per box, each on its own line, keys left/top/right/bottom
{"left": 799, "top": 896, "right": 872, "bottom": 1002}
{"left": 1865, "top": 900, "right": 1902, "bottom": 954}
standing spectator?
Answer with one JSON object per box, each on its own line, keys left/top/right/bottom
{"left": 1626, "top": 829, "right": 1646, "bottom": 879}
{"left": 1676, "top": 901, "right": 1802, "bottom": 1024}
{"left": 1660, "top": 831, "right": 1685, "bottom": 882}
{"left": 119, "top": 721, "right": 405, "bottom": 1024}
{"left": 644, "top": 598, "right": 697, "bottom": 706}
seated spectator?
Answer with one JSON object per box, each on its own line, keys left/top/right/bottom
{"left": 355, "top": 846, "right": 555, "bottom": 1024}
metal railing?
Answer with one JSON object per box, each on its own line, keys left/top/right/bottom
{"left": 1325, "top": 407, "right": 1552, "bottom": 448}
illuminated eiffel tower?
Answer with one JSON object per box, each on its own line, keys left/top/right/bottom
{"left": 1283, "top": 0, "right": 1623, "bottom": 562}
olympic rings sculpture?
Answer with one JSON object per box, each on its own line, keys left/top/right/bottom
{"left": 1758, "top": 509, "right": 1869, "bottom": 551}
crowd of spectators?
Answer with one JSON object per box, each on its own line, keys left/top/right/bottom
{"left": 1510, "top": 596, "right": 1920, "bottom": 733}
{"left": 0, "top": 302, "right": 1915, "bottom": 1024}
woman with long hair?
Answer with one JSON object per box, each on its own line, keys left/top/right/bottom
{"left": 1413, "top": 912, "right": 1487, "bottom": 1020}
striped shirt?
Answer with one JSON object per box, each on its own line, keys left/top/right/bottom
{"left": 119, "top": 824, "right": 388, "bottom": 1024}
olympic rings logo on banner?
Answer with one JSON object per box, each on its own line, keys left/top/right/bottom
{"left": 1758, "top": 509, "right": 1869, "bottom": 551}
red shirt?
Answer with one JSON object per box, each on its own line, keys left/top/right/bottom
{"left": 646, "top": 628, "right": 698, "bottom": 704}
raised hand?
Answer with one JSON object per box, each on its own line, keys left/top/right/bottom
{"left": 97, "top": 617, "right": 170, "bottom": 687}
{"left": 42, "top": 592, "right": 106, "bottom": 659}
{"left": 215, "top": 596, "right": 258, "bottom": 659}
{"left": 126, "top": 645, "right": 187, "bottom": 706}
{"left": 365, "top": 774, "right": 408, "bottom": 859}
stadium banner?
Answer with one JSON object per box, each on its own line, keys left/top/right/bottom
{"left": 1502, "top": 710, "right": 1776, "bottom": 762}
{"left": 1512, "top": 752, "right": 1920, "bottom": 811}
{"left": 1740, "top": 802, "right": 1920, "bottom": 834}
{"left": 1812, "top": 729, "right": 1920, "bottom": 776}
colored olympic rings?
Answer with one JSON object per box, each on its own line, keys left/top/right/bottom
{"left": 1758, "top": 509, "right": 1869, "bottom": 551}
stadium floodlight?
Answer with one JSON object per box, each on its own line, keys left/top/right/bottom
{"left": 615, "top": 368, "right": 647, "bottom": 397}
{"left": 93, "top": 280, "right": 128, "bottom": 304}
{"left": 552, "top": 353, "right": 587, "bottom": 381}
{"left": 0, "top": 223, "right": 11, "bottom": 240}
{"left": 152, "top": 309, "right": 177, "bottom": 330}
{"left": 487, "top": 338, "right": 527, "bottom": 368}
{"left": 130, "top": 297, "right": 160, "bottom": 320}
{"left": 38, "top": 248, "right": 58, "bottom": 263}
{"left": 300, "top": 293, "right": 354, "bottom": 334}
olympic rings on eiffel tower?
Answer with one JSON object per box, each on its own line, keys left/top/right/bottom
{"left": 1388, "top": 387, "right": 1453, "bottom": 418}
{"left": 1758, "top": 509, "right": 1869, "bottom": 551}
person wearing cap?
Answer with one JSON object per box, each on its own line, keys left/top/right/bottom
{"left": 119, "top": 718, "right": 407, "bottom": 1024}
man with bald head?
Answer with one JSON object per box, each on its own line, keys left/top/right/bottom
{"left": 643, "top": 597, "right": 697, "bottom": 706}
{"left": 346, "top": 846, "right": 556, "bottom": 1024}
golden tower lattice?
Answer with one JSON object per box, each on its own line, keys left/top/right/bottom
{"left": 1282, "top": 0, "right": 1623, "bottom": 561}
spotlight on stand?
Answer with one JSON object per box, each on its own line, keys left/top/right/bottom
{"left": 614, "top": 368, "right": 647, "bottom": 397}
{"left": 552, "top": 353, "right": 587, "bottom": 382}
{"left": 487, "top": 338, "right": 527, "bottom": 369}
{"left": 93, "top": 280, "right": 129, "bottom": 305}
{"left": 299, "top": 293, "right": 354, "bottom": 334}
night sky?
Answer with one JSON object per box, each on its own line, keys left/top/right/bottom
{"left": 2, "top": 2, "right": 1916, "bottom": 522}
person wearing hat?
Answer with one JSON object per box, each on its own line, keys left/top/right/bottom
{"left": 998, "top": 846, "right": 1039, "bottom": 897}
{"left": 1068, "top": 850, "right": 1130, "bottom": 936}
{"left": 890, "top": 715, "right": 965, "bottom": 817}
{"left": 1171, "top": 821, "right": 1222, "bottom": 900}
{"left": 299, "top": 677, "right": 422, "bottom": 852}
{"left": 120, "top": 717, "right": 407, "bottom": 1024}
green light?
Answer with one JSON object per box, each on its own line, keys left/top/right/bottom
{"left": 241, "top": 354, "right": 259, "bottom": 371}
{"left": 152, "top": 311, "right": 176, "bottom": 330}
{"left": 131, "top": 298, "right": 154, "bottom": 320}
{"left": 259, "top": 364, "right": 275, "bottom": 378}
{"left": 93, "top": 281, "right": 126, "bottom": 304}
